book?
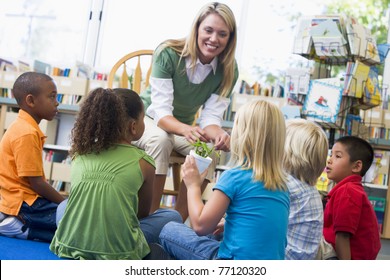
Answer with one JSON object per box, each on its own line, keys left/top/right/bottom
{"left": 378, "top": 43, "right": 390, "bottom": 64}
{"left": 33, "top": 59, "right": 51, "bottom": 74}
{"left": 292, "top": 17, "right": 313, "bottom": 55}
{"left": 0, "top": 58, "right": 16, "bottom": 72}
{"left": 281, "top": 105, "right": 301, "bottom": 120}
{"left": 345, "top": 16, "right": 380, "bottom": 63}
{"left": 302, "top": 79, "right": 343, "bottom": 124}
{"left": 18, "top": 60, "right": 31, "bottom": 72}
{"left": 285, "top": 67, "right": 311, "bottom": 95}
{"left": 344, "top": 60, "right": 370, "bottom": 98}
{"left": 345, "top": 16, "right": 364, "bottom": 56}
{"left": 361, "top": 67, "right": 381, "bottom": 108}
{"left": 363, "top": 27, "right": 380, "bottom": 64}
{"left": 310, "top": 19, "right": 348, "bottom": 57}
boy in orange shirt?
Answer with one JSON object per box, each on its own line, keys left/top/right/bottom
{"left": 0, "top": 72, "right": 65, "bottom": 242}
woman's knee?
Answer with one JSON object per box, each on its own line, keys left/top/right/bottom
{"left": 146, "top": 133, "right": 174, "bottom": 157}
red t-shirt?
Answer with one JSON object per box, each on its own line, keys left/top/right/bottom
{"left": 323, "top": 175, "right": 381, "bottom": 260}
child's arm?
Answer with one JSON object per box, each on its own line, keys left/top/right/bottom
{"left": 335, "top": 231, "right": 351, "bottom": 259}
{"left": 138, "top": 158, "right": 155, "bottom": 219}
{"left": 182, "top": 155, "right": 230, "bottom": 236}
{"left": 27, "top": 176, "right": 65, "bottom": 204}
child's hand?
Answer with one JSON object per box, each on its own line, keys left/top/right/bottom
{"left": 213, "top": 217, "right": 225, "bottom": 235}
{"left": 181, "top": 155, "right": 207, "bottom": 189}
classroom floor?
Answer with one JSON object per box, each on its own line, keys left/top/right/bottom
{"left": 377, "top": 238, "right": 390, "bottom": 259}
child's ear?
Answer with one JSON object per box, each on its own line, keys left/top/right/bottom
{"left": 352, "top": 160, "right": 363, "bottom": 174}
{"left": 25, "top": 94, "right": 35, "bottom": 107}
{"left": 129, "top": 120, "right": 137, "bottom": 135}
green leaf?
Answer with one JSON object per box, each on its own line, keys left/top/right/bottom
{"left": 190, "top": 139, "right": 220, "bottom": 158}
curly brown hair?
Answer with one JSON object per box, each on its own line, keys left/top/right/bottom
{"left": 69, "top": 88, "right": 143, "bottom": 156}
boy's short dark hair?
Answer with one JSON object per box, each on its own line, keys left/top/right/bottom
{"left": 12, "top": 72, "right": 53, "bottom": 105}
{"left": 335, "top": 136, "right": 374, "bottom": 176}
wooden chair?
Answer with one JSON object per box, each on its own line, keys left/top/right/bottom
{"left": 107, "top": 49, "right": 185, "bottom": 197}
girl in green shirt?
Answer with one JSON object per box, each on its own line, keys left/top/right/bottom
{"left": 50, "top": 88, "right": 181, "bottom": 260}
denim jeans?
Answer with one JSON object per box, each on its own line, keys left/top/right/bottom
{"left": 18, "top": 197, "right": 59, "bottom": 242}
{"left": 56, "top": 199, "right": 182, "bottom": 245}
{"left": 140, "top": 209, "right": 182, "bottom": 244}
{"left": 56, "top": 199, "right": 68, "bottom": 226}
{"left": 159, "top": 221, "right": 220, "bottom": 260}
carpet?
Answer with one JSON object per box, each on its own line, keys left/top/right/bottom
{"left": 0, "top": 235, "right": 61, "bottom": 260}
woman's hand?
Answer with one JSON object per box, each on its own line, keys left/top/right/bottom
{"left": 213, "top": 131, "right": 230, "bottom": 152}
{"left": 203, "top": 125, "right": 230, "bottom": 152}
{"left": 182, "top": 125, "right": 209, "bottom": 144}
{"left": 181, "top": 155, "right": 208, "bottom": 189}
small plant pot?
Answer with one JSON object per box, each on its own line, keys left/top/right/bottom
{"left": 190, "top": 150, "right": 212, "bottom": 173}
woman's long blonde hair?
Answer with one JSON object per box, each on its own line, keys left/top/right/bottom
{"left": 160, "top": 2, "right": 237, "bottom": 98}
{"left": 230, "top": 100, "right": 287, "bottom": 191}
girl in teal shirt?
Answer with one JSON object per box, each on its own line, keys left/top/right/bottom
{"left": 159, "top": 100, "right": 290, "bottom": 260}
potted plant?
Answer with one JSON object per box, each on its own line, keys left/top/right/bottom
{"left": 189, "top": 139, "right": 219, "bottom": 173}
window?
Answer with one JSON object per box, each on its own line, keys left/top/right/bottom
{"left": 0, "top": 0, "right": 91, "bottom": 67}
{"left": 0, "top": 0, "right": 388, "bottom": 85}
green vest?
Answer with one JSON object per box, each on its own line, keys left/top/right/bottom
{"left": 140, "top": 47, "right": 238, "bottom": 125}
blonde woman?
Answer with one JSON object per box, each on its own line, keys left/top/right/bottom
{"left": 136, "top": 2, "right": 239, "bottom": 219}
{"left": 283, "top": 119, "right": 329, "bottom": 259}
{"left": 159, "top": 100, "right": 290, "bottom": 260}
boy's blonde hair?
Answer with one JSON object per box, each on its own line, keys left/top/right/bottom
{"left": 161, "top": 2, "right": 237, "bottom": 98}
{"left": 230, "top": 100, "right": 287, "bottom": 191}
{"left": 283, "top": 119, "right": 329, "bottom": 186}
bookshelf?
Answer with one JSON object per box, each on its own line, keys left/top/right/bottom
{"left": 291, "top": 14, "right": 390, "bottom": 239}
{"left": 367, "top": 143, "right": 390, "bottom": 239}
{"left": 0, "top": 70, "right": 108, "bottom": 196}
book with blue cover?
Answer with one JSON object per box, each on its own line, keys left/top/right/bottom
{"left": 302, "top": 79, "right": 343, "bottom": 124}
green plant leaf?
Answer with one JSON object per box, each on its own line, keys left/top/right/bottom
{"left": 190, "top": 139, "right": 220, "bottom": 158}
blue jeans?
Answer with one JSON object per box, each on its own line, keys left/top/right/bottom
{"left": 56, "top": 200, "right": 182, "bottom": 245}
{"left": 140, "top": 209, "right": 182, "bottom": 244}
{"left": 18, "top": 197, "right": 59, "bottom": 242}
{"left": 159, "top": 221, "right": 220, "bottom": 260}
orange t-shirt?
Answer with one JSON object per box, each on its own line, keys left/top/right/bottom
{"left": 0, "top": 109, "right": 47, "bottom": 215}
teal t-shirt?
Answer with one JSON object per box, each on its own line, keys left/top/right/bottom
{"left": 140, "top": 46, "right": 238, "bottom": 125}
{"left": 214, "top": 168, "right": 290, "bottom": 260}
{"left": 50, "top": 144, "right": 155, "bottom": 260}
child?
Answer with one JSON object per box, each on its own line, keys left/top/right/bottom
{"left": 283, "top": 119, "right": 329, "bottom": 259}
{"left": 0, "top": 72, "right": 65, "bottom": 242}
{"left": 324, "top": 135, "right": 381, "bottom": 259}
{"left": 159, "top": 100, "right": 290, "bottom": 259}
{"left": 50, "top": 88, "right": 181, "bottom": 260}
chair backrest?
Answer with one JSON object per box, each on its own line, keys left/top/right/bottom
{"left": 107, "top": 49, "right": 153, "bottom": 94}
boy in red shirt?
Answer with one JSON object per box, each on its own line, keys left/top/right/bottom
{"left": 324, "top": 136, "right": 381, "bottom": 259}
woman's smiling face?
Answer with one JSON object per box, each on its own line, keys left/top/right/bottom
{"left": 197, "top": 13, "right": 230, "bottom": 64}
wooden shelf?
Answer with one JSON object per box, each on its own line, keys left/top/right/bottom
{"left": 0, "top": 97, "right": 79, "bottom": 113}
{"left": 370, "top": 138, "right": 390, "bottom": 150}
{"left": 364, "top": 183, "right": 388, "bottom": 190}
